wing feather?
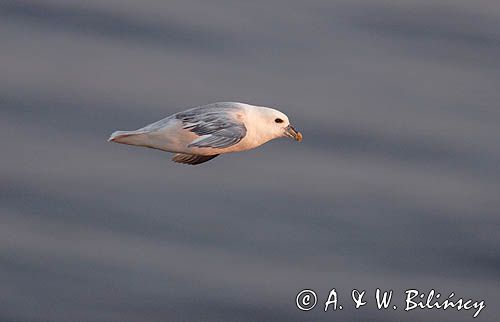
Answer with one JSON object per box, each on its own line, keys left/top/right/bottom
{"left": 175, "top": 103, "right": 247, "bottom": 149}
{"left": 171, "top": 153, "right": 219, "bottom": 165}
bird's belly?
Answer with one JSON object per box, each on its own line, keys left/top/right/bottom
{"left": 143, "top": 121, "right": 197, "bottom": 153}
{"left": 144, "top": 121, "right": 267, "bottom": 156}
{"left": 180, "top": 139, "right": 256, "bottom": 156}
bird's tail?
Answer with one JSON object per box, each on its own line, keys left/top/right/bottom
{"left": 108, "top": 130, "right": 151, "bottom": 146}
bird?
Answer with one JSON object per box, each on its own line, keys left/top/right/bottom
{"left": 108, "top": 102, "right": 303, "bottom": 165}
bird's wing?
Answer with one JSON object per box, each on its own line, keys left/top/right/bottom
{"left": 172, "top": 153, "right": 219, "bottom": 165}
{"left": 175, "top": 103, "right": 247, "bottom": 149}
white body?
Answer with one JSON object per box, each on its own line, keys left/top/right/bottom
{"left": 109, "top": 102, "right": 302, "bottom": 164}
{"left": 110, "top": 103, "right": 296, "bottom": 155}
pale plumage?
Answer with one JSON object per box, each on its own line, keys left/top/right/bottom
{"left": 108, "top": 102, "right": 302, "bottom": 165}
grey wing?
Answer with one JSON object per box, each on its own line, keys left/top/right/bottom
{"left": 175, "top": 103, "right": 247, "bottom": 149}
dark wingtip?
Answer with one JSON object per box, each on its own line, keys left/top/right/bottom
{"left": 171, "top": 154, "right": 220, "bottom": 165}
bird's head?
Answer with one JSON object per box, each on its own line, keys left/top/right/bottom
{"left": 255, "top": 107, "right": 303, "bottom": 142}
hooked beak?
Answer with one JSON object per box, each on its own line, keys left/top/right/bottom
{"left": 284, "top": 125, "right": 303, "bottom": 142}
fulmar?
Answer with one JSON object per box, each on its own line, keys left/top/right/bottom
{"left": 108, "top": 102, "right": 302, "bottom": 165}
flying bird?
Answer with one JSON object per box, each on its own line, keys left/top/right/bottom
{"left": 108, "top": 102, "right": 303, "bottom": 165}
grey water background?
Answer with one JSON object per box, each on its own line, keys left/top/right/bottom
{"left": 1, "top": 0, "right": 499, "bottom": 321}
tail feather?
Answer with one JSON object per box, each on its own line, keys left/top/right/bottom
{"left": 108, "top": 130, "right": 150, "bottom": 146}
{"left": 108, "top": 131, "right": 127, "bottom": 142}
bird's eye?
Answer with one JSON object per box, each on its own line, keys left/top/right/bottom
{"left": 275, "top": 118, "right": 284, "bottom": 123}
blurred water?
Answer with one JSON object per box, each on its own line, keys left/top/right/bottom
{"left": 1, "top": 1, "right": 499, "bottom": 321}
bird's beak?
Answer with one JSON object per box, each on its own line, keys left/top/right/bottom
{"left": 284, "top": 125, "right": 303, "bottom": 142}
